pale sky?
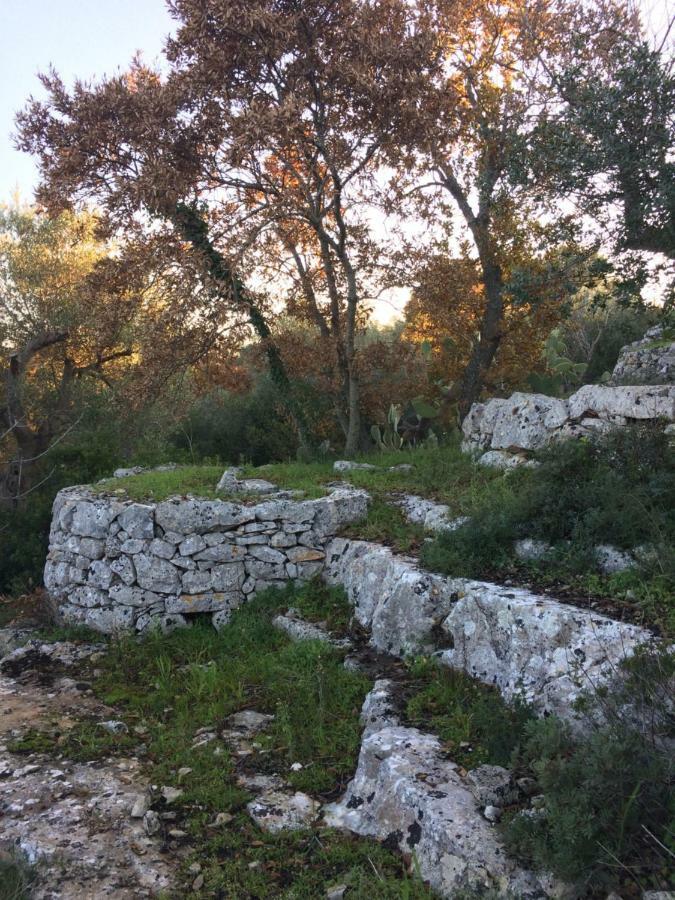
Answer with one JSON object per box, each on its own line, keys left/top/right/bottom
{"left": 0, "top": 0, "right": 173, "bottom": 199}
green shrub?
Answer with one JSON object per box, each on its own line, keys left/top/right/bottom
{"left": 504, "top": 648, "right": 675, "bottom": 892}
{"left": 422, "top": 426, "right": 675, "bottom": 610}
{"left": 170, "top": 381, "right": 312, "bottom": 466}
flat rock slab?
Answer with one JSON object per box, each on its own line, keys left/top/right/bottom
{"left": 272, "top": 611, "right": 352, "bottom": 649}
{"left": 392, "top": 493, "right": 469, "bottom": 533}
{"left": 247, "top": 790, "right": 320, "bottom": 832}
{"left": 323, "top": 685, "right": 552, "bottom": 898}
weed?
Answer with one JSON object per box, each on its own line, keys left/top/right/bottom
{"left": 504, "top": 647, "right": 675, "bottom": 893}
{"left": 404, "top": 657, "right": 534, "bottom": 768}
{"left": 0, "top": 848, "right": 36, "bottom": 900}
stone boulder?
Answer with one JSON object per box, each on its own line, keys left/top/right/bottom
{"left": 462, "top": 384, "right": 675, "bottom": 459}
{"left": 324, "top": 685, "right": 553, "bottom": 898}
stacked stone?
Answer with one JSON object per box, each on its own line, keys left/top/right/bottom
{"left": 609, "top": 325, "right": 675, "bottom": 386}
{"left": 44, "top": 487, "right": 368, "bottom": 634}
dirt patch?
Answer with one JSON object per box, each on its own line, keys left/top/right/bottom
{"left": 0, "top": 634, "right": 178, "bottom": 898}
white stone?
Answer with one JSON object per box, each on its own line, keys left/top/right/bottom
{"left": 333, "top": 460, "right": 377, "bottom": 472}
{"left": 247, "top": 791, "right": 319, "bottom": 832}
{"left": 117, "top": 504, "right": 155, "bottom": 540}
{"left": 438, "top": 578, "right": 651, "bottom": 720}
{"left": 134, "top": 553, "right": 180, "bottom": 594}
{"left": 568, "top": 384, "right": 675, "bottom": 422}
{"left": 324, "top": 710, "right": 549, "bottom": 897}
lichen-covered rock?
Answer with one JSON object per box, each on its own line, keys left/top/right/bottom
{"left": 467, "top": 392, "right": 569, "bottom": 452}
{"left": 272, "top": 610, "right": 351, "bottom": 648}
{"left": 247, "top": 791, "right": 320, "bottom": 832}
{"left": 461, "top": 359, "right": 675, "bottom": 463}
{"left": 392, "top": 494, "right": 464, "bottom": 533}
{"left": 323, "top": 539, "right": 457, "bottom": 656}
{"left": 324, "top": 690, "right": 551, "bottom": 898}
{"left": 610, "top": 325, "right": 675, "bottom": 385}
{"left": 477, "top": 450, "right": 538, "bottom": 469}
{"left": 567, "top": 384, "right": 675, "bottom": 422}
{"left": 333, "top": 460, "right": 377, "bottom": 472}
{"left": 437, "top": 579, "right": 651, "bottom": 720}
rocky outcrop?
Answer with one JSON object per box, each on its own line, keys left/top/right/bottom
{"left": 462, "top": 384, "right": 675, "bottom": 457}
{"left": 437, "top": 579, "right": 651, "bottom": 720}
{"left": 392, "top": 494, "right": 469, "bottom": 533}
{"left": 323, "top": 538, "right": 652, "bottom": 721}
{"left": 610, "top": 325, "right": 675, "bottom": 385}
{"left": 323, "top": 682, "right": 554, "bottom": 898}
{"left": 323, "top": 538, "right": 458, "bottom": 657}
{"left": 44, "top": 486, "right": 368, "bottom": 634}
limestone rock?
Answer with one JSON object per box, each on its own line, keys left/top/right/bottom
{"left": 438, "top": 578, "right": 651, "bottom": 720}
{"left": 324, "top": 720, "right": 549, "bottom": 898}
{"left": 247, "top": 790, "right": 320, "bottom": 832}
{"left": 333, "top": 460, "right": 377, "bottom": 472}
{"left": 272, "top": 611, "right": 351, "bottom": 649}
{"left": 478, "top": 450, "right": 538, "bottom": 469}
{"left": 323, "top": 538, "right": 458, "bottom": 656}
{"left": 568, "top": 384, "right": 675, "bottom": 422}
{"left": 118, "top": 504, "right": 155, "bottom": 540}
{"left": 134, "top": 553, "right": 180, "bottom": 594}
{"left": 465, "top": 765, "right": 521, "bottom": 807}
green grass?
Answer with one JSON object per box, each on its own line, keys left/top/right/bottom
{"left": 250, "top": 440, "right": 500, "bottom": 515}
{"left": 95, "top": 465, "right": 225, "bottom": 501}
{"left": 0, "top": 849, "right": 36, "bottom": 900}
{"left": 15, "top": 581, "right": 432, "bottom": 897}
{"left": 404, "top": 657, "right": 534, "bottom": 769}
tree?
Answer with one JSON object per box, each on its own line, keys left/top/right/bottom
{"left": 384, "top": 0, "right": 633, "bottom": 419}
{"left": 403, "top": 252, "right": 562, "bottom": 395}
{"left": 522, "top": 24, "right": 675, "bottom": 263}
{"left": 0, "top": 204, "right": 228, "bottom": 502}
{"left": 16, "top": 0, "right": 430, "bottom": 454}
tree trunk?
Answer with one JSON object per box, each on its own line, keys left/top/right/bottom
{"left": 171, "top": 203, "right": 311, "bottom": 453}
{"left": 456, "top": 254, "right": 504, "bottom": 421}
{"left": 344, "top": 370, "right": 363, "bottom": 456}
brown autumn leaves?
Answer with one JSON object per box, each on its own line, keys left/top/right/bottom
{"left": 8, "top": 0, "right": 641, "bottom": 467}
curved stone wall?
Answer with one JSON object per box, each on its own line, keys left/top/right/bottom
{"left": 44, "top": 486, "right": 368, "bottom": 634}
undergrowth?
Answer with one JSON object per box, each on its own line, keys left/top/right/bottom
{"left": 504, "top": 645, "right": 675, "bottom": 894}
{"left": 0, "top": 849, "right": 36, "bottom": 900}
{"left": 403, "top": 657, "right": 534, "bottom": 769}
{"left": 422, "top": 426, "right": 675, "bottom": 633}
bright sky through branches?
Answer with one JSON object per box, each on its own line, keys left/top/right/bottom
{"left": 0, "top": 0, "right": 671, "bottom": 323}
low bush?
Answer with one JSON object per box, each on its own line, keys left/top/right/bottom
{"left": 421, "top": 426, "right": 675, "bottom": 629}
{"left": 504, "top": 646, "right": 675, "bottom": 893}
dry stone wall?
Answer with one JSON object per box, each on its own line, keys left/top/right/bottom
{"left": 462, "top": 383, "right": 675, "bottom": 464}
{"left": 44, "top": 486, "right": 368, "bottom": 634}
